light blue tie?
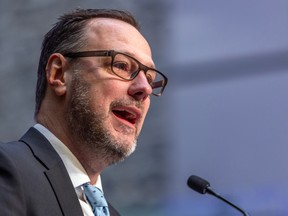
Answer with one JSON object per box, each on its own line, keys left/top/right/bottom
{"left": 83, "top": 183, "right": 110, "bottom": 216}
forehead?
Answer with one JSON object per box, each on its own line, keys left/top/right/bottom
{"left": 84, "top": 18, "right": 154, "bottom": 66}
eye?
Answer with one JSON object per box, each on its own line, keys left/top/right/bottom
{"left": 113, "top": 61, "right": 130, "bottom": 72}
{"left": 146, "top": 73, "right": 154, "bottom": 85}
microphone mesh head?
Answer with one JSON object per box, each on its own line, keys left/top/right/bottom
{"left": 187, "top": 175, "right": 210, "bottom": 194}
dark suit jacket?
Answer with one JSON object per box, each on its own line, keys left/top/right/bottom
{"left": 0, "top": 127, "right": 120, "bottom": 216}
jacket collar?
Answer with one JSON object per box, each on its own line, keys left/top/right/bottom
{"left": 20, "top": 127, "right": 84, "bottom": 216}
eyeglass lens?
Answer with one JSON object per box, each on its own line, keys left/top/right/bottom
{"left": 112, "top": 53, "right": 165, "bottom": 95}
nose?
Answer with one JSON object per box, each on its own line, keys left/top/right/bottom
{"left": 128, "top": 71, "right": 152, "bottom": 101}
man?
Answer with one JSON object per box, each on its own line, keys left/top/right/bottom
{"left": 0, "top": 8, "right": 167, "bottom": 216}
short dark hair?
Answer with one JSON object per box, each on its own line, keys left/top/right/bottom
{"left": 35, "top": 8, "right": 140, "bottom": 116}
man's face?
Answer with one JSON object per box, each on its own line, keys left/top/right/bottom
{"left": 66, "top": 18, "right": 153, "bottom": 165}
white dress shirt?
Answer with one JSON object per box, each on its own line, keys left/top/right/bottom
{"left": 34, "top": 124, "right": 102, "bottom": 216}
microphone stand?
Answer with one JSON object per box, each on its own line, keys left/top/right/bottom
{"left": 187, "top": 175, "right": 250, "bottom": 216}
{"left": 206, "top": 186, "right": 250, "bottom": 216}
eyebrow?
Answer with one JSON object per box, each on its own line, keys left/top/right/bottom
{"left": 124, "top": 50, "right": 156, "bottom": 69}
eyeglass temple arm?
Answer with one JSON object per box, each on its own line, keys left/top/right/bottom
{"left": 151, "top": 80, "right": 165, "bottom": 89}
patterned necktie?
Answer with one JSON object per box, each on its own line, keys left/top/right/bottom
{"left": 83, "top": 183, "right": 110, "bottom": 216}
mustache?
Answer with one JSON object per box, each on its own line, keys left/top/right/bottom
{"left": 110, "top": 99, "right": 143, "bottom": 110}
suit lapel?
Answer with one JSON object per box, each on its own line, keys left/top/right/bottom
{"left": 20, "top": 127, "right": 83, "bottom": 216}
{"left": 45, "top": 163, "right": 83, "bottom": 216}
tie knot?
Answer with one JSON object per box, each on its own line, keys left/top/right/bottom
{"left": 83, "top": 183, "right": 108, "bottom": 208}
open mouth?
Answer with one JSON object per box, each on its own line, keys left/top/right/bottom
{"left": 112, "top": 108, "right": 140, "bottom": 125}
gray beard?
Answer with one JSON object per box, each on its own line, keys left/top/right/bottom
{"left": 66, "top": 73, "right": 138, "bottom": 166}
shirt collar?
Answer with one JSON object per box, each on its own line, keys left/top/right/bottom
{"left": 33, "top": 123, "right": 103, "bottom": 191}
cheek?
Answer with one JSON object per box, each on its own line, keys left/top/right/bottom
{"left": 90, "top": 79, "right": 114, "bottom": 94}
{"left": 98, "top": 80, "right": 130, "bottom": 99}
{"left": 88, "top": 81, "right": 124, "bottom": 109}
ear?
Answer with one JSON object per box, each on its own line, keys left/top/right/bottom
{"left": 45, "top": 53, "right": 69, "bottom": 96}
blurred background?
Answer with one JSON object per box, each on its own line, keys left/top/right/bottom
{"left": 1, "top": 0, "right": 288, "bottom": 215}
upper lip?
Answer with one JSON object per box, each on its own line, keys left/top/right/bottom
{"left": 112, "top": 106, "right": 142, "bottom": 125}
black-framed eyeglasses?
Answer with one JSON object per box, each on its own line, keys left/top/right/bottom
{"left": 63, "top": 50, "right": 168, "bottom": 96}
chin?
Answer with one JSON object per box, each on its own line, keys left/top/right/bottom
{"left": 108, "top": 140, "right": 137, "bottom": 165}
{"left": 119, "top": 137, "right": 137, "bottom": 155}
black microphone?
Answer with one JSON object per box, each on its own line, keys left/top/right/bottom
{"left": 187, "top": 175, "right": 250, "bottom": 216}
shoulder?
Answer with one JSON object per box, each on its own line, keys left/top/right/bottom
{"left": 0, "top": 140, "right": 34, "bottom": 163}
{"left": 0, "top": 141, "right": 29, "bottom": 214}
{"left": 0, "top": 140, "right": 34, "bottom": 177}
